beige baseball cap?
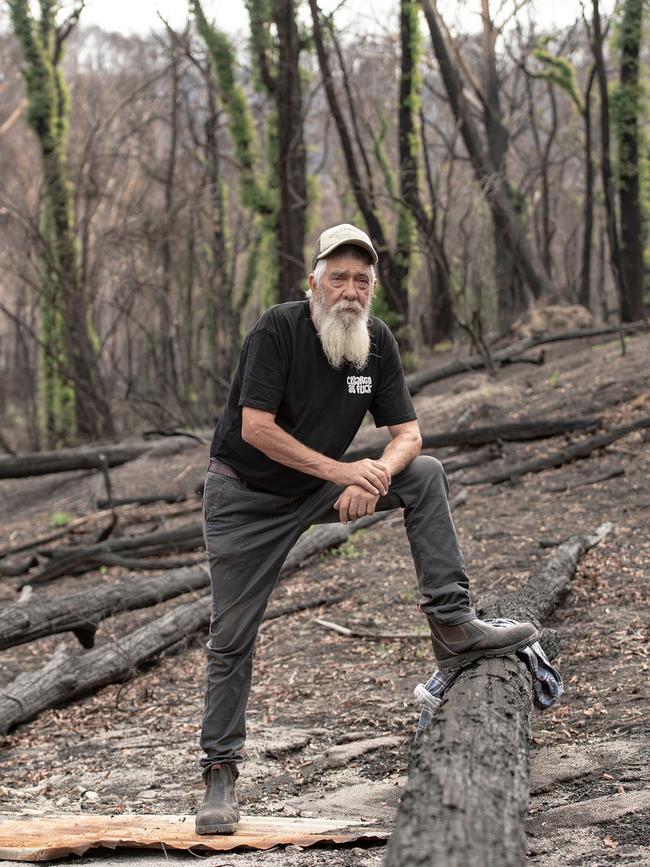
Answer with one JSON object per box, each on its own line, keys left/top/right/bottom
{"left": 311, "top": 223, "right": 378, "bottom": 270}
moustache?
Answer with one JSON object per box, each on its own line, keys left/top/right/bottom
{"left": 332, "top": 300, "right": 365, "bottom": 315}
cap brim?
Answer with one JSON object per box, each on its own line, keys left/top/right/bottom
{"left": 313, "top": 238, "right": 378, "bottom": 269}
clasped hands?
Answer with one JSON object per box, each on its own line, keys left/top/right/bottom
{"left": 332, "top": 458, "right": 391, "bottom": 524}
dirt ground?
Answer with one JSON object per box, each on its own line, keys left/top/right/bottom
{"left": 1, "top": 332, "right": 649, "bottom": 867}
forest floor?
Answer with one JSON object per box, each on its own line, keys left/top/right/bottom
{"left": 0, "top": 331, "right": 649, "bottom": 867}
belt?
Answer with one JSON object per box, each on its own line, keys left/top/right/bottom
{"left": 208, "top": 456, "right": 241, "bottom": 481}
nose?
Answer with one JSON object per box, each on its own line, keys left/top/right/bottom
{"left": 341, "top": 278, "right": 357, "bottom": 299}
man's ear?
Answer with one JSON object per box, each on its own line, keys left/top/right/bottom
{"left": 308, "top": 272, "right": 318, "bottom": 295}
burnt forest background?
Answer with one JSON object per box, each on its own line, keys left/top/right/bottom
{"left": 0, "top": 0, "right": 648, "bottom": 451}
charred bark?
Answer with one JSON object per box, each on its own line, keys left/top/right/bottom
{"left": 0, "top": 565, "right": 210, "bottom": 651}
{"left": 385, "top": 524, "right": 611, "bottom": 867}
{"left": 273, "top": 0, "right": 308, "bottom": 302}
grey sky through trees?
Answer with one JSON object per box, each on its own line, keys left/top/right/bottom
{"left": 48, "top": 0, "right": 616, "bottom": 38}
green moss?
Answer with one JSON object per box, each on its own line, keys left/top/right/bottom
{"left": 50, "top": 510, "right": 72, "bottom": 528}
{"left": 533, "top": 46, "right": 583, "bottom": 112}
{"left": 11, "top": 0, "right": 88, "bottom": 445}
{"left": 191, "top": 0, "right": 274, "bottom": 216}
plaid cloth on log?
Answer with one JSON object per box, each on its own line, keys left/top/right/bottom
{"left": 413, "top": 618, "right": 563, "bottom": 742}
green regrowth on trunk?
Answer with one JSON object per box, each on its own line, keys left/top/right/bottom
{"left": 9, "top": 0, "right": 107, "bottom": 445}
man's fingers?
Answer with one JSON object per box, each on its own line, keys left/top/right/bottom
{"left": 370, "top": 460, "right": 392, "bottom": 486}
{"left": 363, "top": 467, "right": 387, "bottom": 494}
{"left": 358, "top": 475, "right": 381, "bottom": 495}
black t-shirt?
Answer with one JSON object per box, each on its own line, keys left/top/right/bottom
{"left": 210, "top": 300, "right": 416, "bottom": 496}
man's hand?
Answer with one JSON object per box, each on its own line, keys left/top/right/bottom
{"left": 332, "top": 458, "right": 391, "bottom": 497}
{"left": 334, "top": 484, "right": 380, "bottom": 524}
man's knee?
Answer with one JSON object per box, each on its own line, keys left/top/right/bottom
{"left": 407, "top": 454, "right": 445, "bottom": 482}
{"left": 206, "top": 604, "right": 264, "bottom": 659}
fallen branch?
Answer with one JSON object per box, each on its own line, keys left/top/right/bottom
{"left": 281, "top": 512, "right": 389, "bottom": 573}
{"left": 0, "top": 508, "right": 130, "bottom": 560}
{"left": 404, "top": 321, "right": 646, "bottom": 395}
{"left": 544, "top": 467, "right": 625, "bottom": 492}
{"left": 22, "top": 523, "right": 205, "bottom": 587}
{"left": 315, "top": 618, "right": 426, "bottom": 640}
{"left": 141, "top": 428, "right": 209, "bottom": 444}
{"left": 385, "top": 523, "right": 612, "bottom": 867}
{"left": 461, "top": 415, "right": 650, "bottom": 485}
{"left": 498, "top": 350, "right": 545, "bottom": 367}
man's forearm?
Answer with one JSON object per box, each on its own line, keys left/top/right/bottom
{"left": 242, "top": 408, "right": 410, "bottom": 495}
{"left": 380, "top": 432, "right": 422, "bottom": 477}
{"left": 243, "top": 418, "right": 340, "bottom": 482}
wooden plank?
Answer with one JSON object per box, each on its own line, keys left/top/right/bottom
{"left": 0, "top": 813, "right": 389, "bottom": 861}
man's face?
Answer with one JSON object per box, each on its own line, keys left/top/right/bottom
{"left": 308, "top": 252, "right": 376, "bottom": 371}
{"left": 308, "top": 253, "right": 375, "bottom": 316}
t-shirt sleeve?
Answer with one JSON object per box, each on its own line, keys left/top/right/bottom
{"left": 368, "top": 328, "right": 417, "bottom": 428}
{"left": 238, "top": 327, "right": 288, "bottom": 414}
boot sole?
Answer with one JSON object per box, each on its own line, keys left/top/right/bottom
{"left": 195, "top": 821, "right": 238, "bottom": 835}
{"left": 436, "top": 629, "right": 540, "bottom": 671}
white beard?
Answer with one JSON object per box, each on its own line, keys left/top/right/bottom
{"left": 312, "top": 296, "right": 371, "bottom": 371}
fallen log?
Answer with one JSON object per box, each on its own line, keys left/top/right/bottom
{"left": 1, "top": 514, "right": 390, "bottom": 650}
{"left": 0, "top": 565, "right": 210, "bottom": 651}
{"left": 344, "top": 416, "right": 601, "bottom": 462}
{"left": 461, "top": 415, "right": 650, "bottom": 485}
{"left": 0, "top": 589, "right": 345, "bottom": 736}
{"left": 95, "top": 493, "right": 187, "bottom": 508}
{"left": 384, "top": 523, "right": 611, "bottom": 867}
{"left": 404, "top": 321, "right": 646, "bottom": 395}
{"left": 0, "top": 443, "right": 150, "bottom": 480}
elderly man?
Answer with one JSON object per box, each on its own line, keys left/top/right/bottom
{"left": 196, "top": 224, "right": 537, "bottom": 835}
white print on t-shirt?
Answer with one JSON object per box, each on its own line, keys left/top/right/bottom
{"left": 347, "top": 375, "right": 372, "bottom": 394}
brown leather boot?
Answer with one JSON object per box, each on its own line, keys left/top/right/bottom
{"left": 195, "top": 762, "right": 240, "bottom": 835}
{"left": 427, "top": 616, "right": 539, "bottom": 670}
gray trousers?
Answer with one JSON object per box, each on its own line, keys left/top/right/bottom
{"left": 200, "top": 455, "right": 475, "bottom": 767}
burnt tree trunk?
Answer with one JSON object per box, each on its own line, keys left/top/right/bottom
{"left": 616, "top": 0, "right": 646, "bottom": 322}
{"left": 273, "top": 0, "right": 308, "bottom": 302}
{"left": 308, "top": 0, "right": 409, "bottom": 324}
{"left": 579, "top": 66, "right": 597, "bottom": 308}
{"left": 385, "top": 524, "right": 611, "bottom": 867}
{"left": 590, "top": 0, "right": 627, "bottom": 318}
{"left": 420, "top": 0, "right": 553, "bottom": 319}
